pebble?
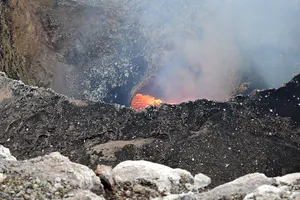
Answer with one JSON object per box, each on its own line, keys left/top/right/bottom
{"left": 133, "top": 184, "right": 144, "bottom": 193}
{"left": 54, "top": 183, "right": 63, "bottom": 189}
{"left": 184, "top": 183, "right": 193, "bottom": 191}
{"left": 193, "top": 173, "right": 211, "bottom": 189}
{"left": 67, "top": 193, "right": 75, "bottom": 197}
{"left": 125, "top": 190, "right": 131, "bottom": 197}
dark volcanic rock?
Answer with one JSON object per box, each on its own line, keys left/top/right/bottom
{"left": 244, "top": 74, "right": 300, "bottom": 123}
{"left": 0, "top": 72, "right": 300, "bottom": 188}
{"left": 3, "top": 0, "right": 149, "bottom": 103}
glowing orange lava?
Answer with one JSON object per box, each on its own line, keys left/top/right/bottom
{"left": 131, "top": 93, "right": 178, "bottom": 110}
{"left": 131, "top": 93, "right": 164, "bottom": 111}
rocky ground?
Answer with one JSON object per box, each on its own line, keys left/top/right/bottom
{"left": 1, "top": 0, "right": 300, "bottom": 199}
{"left": 1, "top": 145, "right": 300, "bottom": 199}
{"left": 0, "top": 72, "right": 300, "bottom": 199}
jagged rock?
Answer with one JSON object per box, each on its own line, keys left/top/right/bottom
{"left": 196, "top": 173, "right": 274, "bottom": 199}
{"left": 193, "top": 173, "right": 211, "bottom": 190}
{"left": 158, "top": 172, "right": 300, "bottom": 200}
{"left": 244, "top": 185, "right": 287, "bottom": 200}
{"left": 4, "top": 0, "right": 149, "bottom": 102}
{"left": 275, "top": 173, "right": 300, "bottom": 186}
{"left": 243, "top": 173, "right": 300, "bottom": 200}
{"left": 0, "top": 73, "right": 300, "bottom": 188}
{"left": 95, "top": 164, "right": 115, "bottom": 189}
{"left": 0, "top": 145, "right": 17, "bottom": 161}
{"left": 113, "top": 160, "right": 194, "bottom": 194}
{"left": 0, "top": 145, "right": 299, "bottom": 200}
{"left": 0, "top": 149, "right": 105, "bottom": 199}
{"left": 154, "top": 173, "right": 274, "bottom": 199}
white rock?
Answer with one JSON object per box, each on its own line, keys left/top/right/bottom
{"left": 30, "top": 152, "right": 103, "bottom": 191}
{"left": 153, "top": 172, "right": 300, "bottom": 200}
{"left": 244, "top": 185, "right": 286, "bottom": 200}
{"left": 290, "top": 192, "right": 300, "bottom": 200}
{"left": 196, "top": 173, "right": 274, "bottom": 199}
{"left": 0, "top": 145, "right": 17, "bottom": 161}
{"left": 256, "top": 185, "right": 283, "bottom": 193}
{"left": 0, "top": 152, "right": 103, "bottom": 193}
{"left": 193, "top": 173, "right": 211, "bottom": 190}
{"left": 275, "top": 173, "right": 300, "bottom": 185}
{"left": 113, "top": 160, "right": 194, "bottom": 194}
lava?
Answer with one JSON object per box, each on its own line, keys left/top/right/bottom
{"left": 131, "top": 94, "right": 163, "bottom": 111}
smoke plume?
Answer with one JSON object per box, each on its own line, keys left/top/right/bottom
{"left": 138, "top": 0, "right": 300, "bottom": 102}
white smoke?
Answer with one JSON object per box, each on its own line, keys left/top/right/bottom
{"left": 138, "top": 0, "right": 300, "bottom": 102}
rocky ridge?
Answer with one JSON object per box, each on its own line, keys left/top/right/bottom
{"left": 0, "top": 71, "right": 300, "bottom": 189}
{"left": 1, "top": 145, "right": 299, "bottom": 199}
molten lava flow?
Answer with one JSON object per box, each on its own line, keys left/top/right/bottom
{"left": 131, "top": 93, "right": 164, "bottom": 111}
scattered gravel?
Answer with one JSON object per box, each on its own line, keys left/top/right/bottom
{"left": 0, "top": 172, "right": 71, "bottom": 200}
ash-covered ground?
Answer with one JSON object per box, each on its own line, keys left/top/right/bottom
{"left": 0, "top": 72, "right": 299, "bottom": 189}
{"left": 1, "top": 1, "right": 300, "bottom": 199}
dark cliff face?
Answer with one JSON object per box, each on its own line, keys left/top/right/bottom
{"left": 1, "top": 0, "right": 149, "bottom": 104}
{"left": 0, "top": 1, "right": 26, "bottom": 82}
{"left": 245, "top": 74, "right": 300, "bottom": 123}
{"left": 0, "top": 72, "right": 299, "bottom": 188}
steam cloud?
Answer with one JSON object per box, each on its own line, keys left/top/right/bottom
{"left": 138, "top": 0, "right": 300, "bottom": 102}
